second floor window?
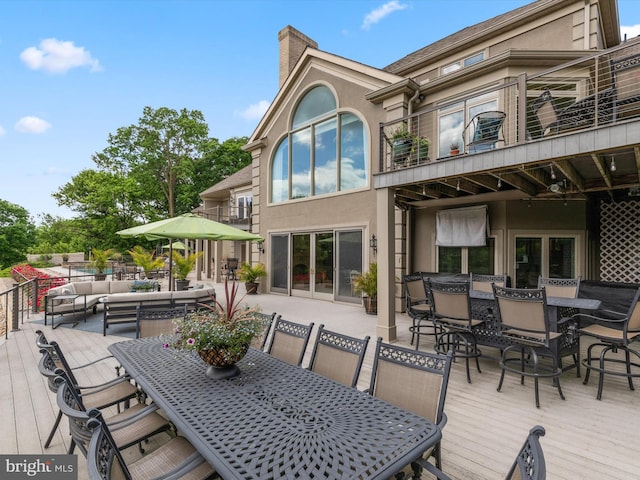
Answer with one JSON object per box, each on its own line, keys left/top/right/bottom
{"left": 236, "top": 195, "right": 252, "bottom": 219}
{"left": 271, "top": 85, "right": 368, "bottom": 203}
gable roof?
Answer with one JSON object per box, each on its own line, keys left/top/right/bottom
{"left": 200, "top": 164, "right": 252, "bottom": 198}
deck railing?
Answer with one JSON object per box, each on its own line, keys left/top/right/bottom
{"left": 380, "top": 38, "right": 640, "bottom": 173}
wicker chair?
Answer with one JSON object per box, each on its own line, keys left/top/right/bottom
{"left": 250, "top": 312, "right": 277, "bottom": 351}
{"left": 428, "top": 279, "right": 485, "bottom": 383}
{"left": 470, "top": 272, "right": 508, "bottom": 293}
{"left": 37, "top": 337, "right": 139, "bottom": 449}
{"left": 86, "top": 412, "right": 215, "bottom": 480}
{"left": 265, "top": 316, "right": 314, "bottom": 366}
{"left": 54, "top": 372, "right": 170, "bottom": 456}
{"left": 493, "top": 285, "right": 565, "bottom": 408}
{"left": 573, "top": 287, "right": 640, "bottom": 400}
{"left": 136, "top": 305, "right": 187, "bottom": 338}
{"left": 368, "top": 338, "right": 453, "bottom": 477}
{"left": 403, "top": 273, "right": 438, "bottom": 348}
{"left": 307, "top": 324, "right": 370, "bottom": 388}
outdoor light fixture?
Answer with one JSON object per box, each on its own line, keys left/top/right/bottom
{"left": 550, "top": 164, "right": 556, "bottom": 180}
{"left": 611, "top": 158, "right": 617, "bottom": 172}
{"left": 258, "top": 242, "right": 265, "bottom": 254}
{"left": 370, "top": 234, "right": 377, "bottom": 254}
{"left": 497, "top": 175, "right": 502, "bottom": 188}
{"left": 456, "top": 179, "right": 461, "bottom": 191}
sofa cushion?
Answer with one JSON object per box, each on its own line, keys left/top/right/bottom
{"left": 110, "top": 282, "right": 134, "bottom": 294}
{"left": 72, "top": 281, "right": 95, "bottom": 295}
{"left": 89, "top": 281, "right": 112, "bottom": 295}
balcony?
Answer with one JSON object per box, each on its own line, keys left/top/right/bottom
{"left": 196, "top": 206, "right": 251, "bottom": 229}
{"left": 378, "top": 39, "right": 640, "bottom": 205}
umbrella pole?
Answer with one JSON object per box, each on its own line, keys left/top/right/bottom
{"left": 168, "top": 241, "right": 173, "bottom": 291}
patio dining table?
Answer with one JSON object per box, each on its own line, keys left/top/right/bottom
{"left": 109, "top": 337, "right": 441, "bottom": 480}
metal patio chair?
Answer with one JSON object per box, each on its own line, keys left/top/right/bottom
{"left": 307, "top": 324, "right": 370, "bottom": 388}
{"left": 462, "top": 110, "right": 506, "bottom": 152}
{"left": 573, "top": 287, "right": 640, "bottom": 400}
{"left": 250, "top": 311, "right": 277, "bottom": 351}
{"left": 493, "top": 285, "right": 565, "bottom": 408}
{"left": 136, "top": 305, "right": 187, "bottom": 338}
{"left": 368, "top": 338, "right": 453, "bottom": 478}
{"left": 86, "top": 412, "right": 215, "bottom": 480}
{"left": 55, "top": 372, "right": 170, "bottom": 456}
{"left": 505, "top": 425, "right": 547, "bottom": 480}
{"left": 403, "top": 273, "right": 439, "bottom": 348}
{"left": 470, "top": 272, "right": 508, "bottom": 293}
{"left": 429, "top": 279, "right": 485, "bottom": 383}
{"left": 265, "top": 316, "right": 315, "bottom": 366}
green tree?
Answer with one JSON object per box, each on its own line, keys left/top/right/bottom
{"left": 0, "top": 199, "right": 36, "bottom": 268}
{"left": 30, "top": 215, "right": 88, "bottom": 255}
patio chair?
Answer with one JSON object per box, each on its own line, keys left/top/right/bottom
{"left": 368, "top": 338, "right": 453, "bottom": 477}
{"left": 610, "top": 51, "right": 640, "bottom": 121}
{"left": 492, "top": 285, "right": 565, "bottom": 408}
{"left": 573, "top": 287, "right": 640, "bottom": 400}
{"left": 470, "top": 272, "right": 508, "bottom": 293}
{"left": 531, "top": 89, "right": 560, "bottom": 137}
{"left": 250, "top": 311, "right": 277, "bottom": 351}
{"left": 265, "top": 316, "right": 315, "bottom": 366}
{"left": 86, "top": 412, "right": 215, "bottom": 480}
{"left": 135, "top": 305, "right": 187, "bottom": 338}
{"left": 462, "top": 110, "right": 506, "bottom": 153}
{"left": 37, "top": 342, "right": 139, "bottom": 449}
{"left": 403, "top": 273, "right": 438, "bottom": 348}
{"left": 428, "top": 279, "right": 485, "bottom": 383}
{"left": 226, "top": 257, "right": 239, "bottom": 280}
{"left": 307, "top": 324, "right": 370, "bottom": 388}
{"left": 537, "top": 276, "right": 580, "bottom": 299}
{"left": 54, "top": 372, "right": 171, "bottom": 456}
{"left": 419, "top": 424, "right": 548, "bottom": 480}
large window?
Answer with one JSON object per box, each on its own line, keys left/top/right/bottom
{"left": 514, "top": 234, "right": 578, "bottom": 288}
{"left": 438, "top": 238, "right": 496, "bottom": 274}
{"left": 271, "top": 86, "right": 368, "bottom": 203}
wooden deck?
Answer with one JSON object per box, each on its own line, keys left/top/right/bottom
{"left": 1, "top": 289, "right": 639, "bottom": 479}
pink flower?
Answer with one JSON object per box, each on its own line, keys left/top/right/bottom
{"left": 187, "top": 338, "right": 195, "bottom": 345}
{"left": 162, "top": 343, "right": 169, "bottom": 349}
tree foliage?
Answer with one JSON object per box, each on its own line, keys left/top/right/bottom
{"left": 0, "top": 199, "right": 36, "bottom": 268}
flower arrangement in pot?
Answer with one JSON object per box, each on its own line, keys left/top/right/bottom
{"left": 168, "top": 280, "right": 263, "bottom": 379}
{"left": 128, "top": 246, "right": 166, "bottom": 279}
{"left": 88, "top": 248, "right": 117, "bottom": 281}
{"left": 352, "top": 262, "right": 378, "bottom": 315}
{"left": 237, "top": 262, "right": 267, "bottom": 294}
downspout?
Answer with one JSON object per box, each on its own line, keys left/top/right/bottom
{"left": 405, "top": 87, "right": 421, "bottom": 274}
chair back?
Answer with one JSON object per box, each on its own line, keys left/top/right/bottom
{"left": 493, "top": 285, "right": 551, "bottom": 344}
{"left": 308, "top": 324, "right": 370, "bottom": 388}
{"left": 38, "top": 341, "right": 81, "bottom": 390}
{"left": 404, "top": 273, "right": 428, "bottom": 303}
{"left": 250, "top": 312, "right": 276, "bottom": 351}
{"left": 537, "top": 276, "right": 580, "bottom": 298}
{"left": 505, "top": 425, "right": 546, "bottom": 480}
{"left": 266, "top": 316, "right": 314, "bottom": 366}
{"left": 531, "top": 89, "right": 559, "bottom": 137}
{"left": 55, "top": 373, "right": 94, "bottom": 456}
{"left": 464, "top": 110, "right": 506, "bottom": 151}
{"left": 87, "top": 413, "right": 133, "bottom": 480}
{"left": 611, "top": 48, "right": 640, "bottom": 118}
{"left": 368, "top": 338, "right": 452, "bottom": 426}
{"left": 470, "top": 273, "right": 507, "bottom": 293}
{"left": 428, "top": 280, "right": 473, "bottom": 322}
{"left": 624, "top": 287, "right": 640, "bottom": 336}
{"left": 135, "top": 305, "right": 187, "bottom": 338}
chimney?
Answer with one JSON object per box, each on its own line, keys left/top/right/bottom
{"left": 278, "top": 26, "right": 318, "bottom": 87}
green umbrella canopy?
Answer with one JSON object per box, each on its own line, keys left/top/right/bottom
{"left": 116, "top": 214, "right": 263, "bottom": 242}
{"left": 162, "top": 241, "right": 186, "bottom": 250}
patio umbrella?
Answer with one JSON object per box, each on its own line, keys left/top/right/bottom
{"left": 161, "top": 241, "right": 186, "bottom": 250}
{"left": 117, "top": 213, "right": 263, "bottom": 288}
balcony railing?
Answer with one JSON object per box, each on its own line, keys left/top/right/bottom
{"left": 380, "top": 38, "right": 640, "bottom": 173}
{"left": 198, "top": 207, "right": 251, "bottom": 228}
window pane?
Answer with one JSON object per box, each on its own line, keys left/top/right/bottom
{"left": 292, "top": 86, "right": 336, "bottom": 129}
{"left": 314, "top": 118, "right": 337, "bottom": 195}
{"left": 515, "top": 237, "right": 542, "bottom": 288}
{"left": 549, "top": 238, "right": 575, "bottom": 278}
{"left": 292, "top": 129, "right": 311, "bottom": 199}
{"left": 468, "top": 238, "right": 495, "bottom": 274}
{"left": 442, "top": 62, "right": 461, "bottom": 74}
{"left": 438, "top": 247, "right": 462, "bottom": 273}
{"left": 464, "top": 52, "right": 484, "bottom": 67}
{"left": 340, "top": 113, "right": 367, "bottom": 190}
{"left": 315, "top": 232, "right": 334, "bottom": 295}
{"left": 271, "top": 138, "right": 289, "bottom": 203}
{"left": 270, "top": 235, "right": 289, "bottom": 291}
{"left": 337, "top": 230, "right": 363, "bottom": 301}
{"left": 292, "top": 234, "right": 311, "bottom": 291}
{"left": 439, "top": 109, "right": 464, "bottom": 157}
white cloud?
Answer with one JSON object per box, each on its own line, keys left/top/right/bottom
{"left": 20, "top": 38, "right": 103, "bottom": 74}
{"left": 362, "top": 1, "right": 408, "bottom": 30}
{"left": 0, "top": 125, "right": 6, "bottom": 137}
{"left": 15, "top": 116, "right": 51, "bottom": 133}
{"left": 236, "top": 100, "right": 270, "bottom": 120}
{"left": 621, "top": 24, "right": 640, "bottom": 39}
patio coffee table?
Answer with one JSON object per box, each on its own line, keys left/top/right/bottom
{"left": 109, "top": 337, "right": 441, "bottom": 479}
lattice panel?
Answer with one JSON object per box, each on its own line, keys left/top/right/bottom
{"left": 600, "top": 200, "right": 640, "bottom": 283}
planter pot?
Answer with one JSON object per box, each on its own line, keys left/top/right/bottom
{"left": 175, "top": 279, "right": 190, "bottom": 291}
{"left": 450, "top": 149, "right": 460, "bottom": 155}
{"left": 94, "top": 273, "right": 107, "bottom": 281}
{"left": 392, "top": 139, "right": 413, "bottom": 162}
{"left": 199, "top": 345, "right": 249, "bottom": 379}
{"left": 245, "top": 282, "right": 259, "bottom": 294}
{"left": 363, "top": 296, "right": 378, "bottom": 315}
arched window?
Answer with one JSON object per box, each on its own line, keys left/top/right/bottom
{"left": 271, "top": 86, "right": 368, "bottom": 203}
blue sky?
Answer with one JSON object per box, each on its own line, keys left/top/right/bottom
{"left": 2, "top": 0, "right": 640, "bottom": 222}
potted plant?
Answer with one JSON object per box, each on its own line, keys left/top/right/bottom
{"left": 390, "top": 124, "right": 413, "bottom": 163}
{"left": 168, "top": 280, "right": 264, "bottom": 379}
{"left": 237, "top": 262, "right": 267, "bottom": 294}
{"left": 172, "top": 250, "right": 204, "bottom": 290}
{"left": 450, "top": 142, "right": 460, "bottom": 155}
{"left": 413, "top": 136, "right": 430, "bottom": 161}
{"left": 87, "top": 248, "right": 117, "bottom": 281}
{"left": 352, "top": 262, "right": 378, "bottom": 315}
{"left": 128, "top": 246, "right": 166, "bottom": 279}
